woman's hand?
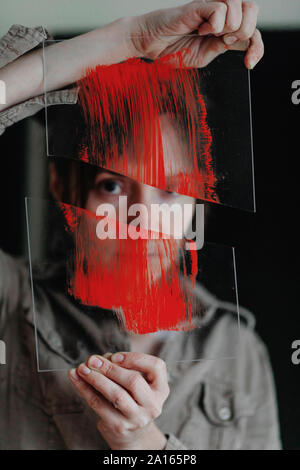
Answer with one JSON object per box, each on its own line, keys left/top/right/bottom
{"left": 128, "top": 0, "right": 264, "bottom": 69}
{"left": 68, "top": 352, "right": 170, "bottom": 450}
{"left": 0, "top": 1, "right": 263, "bottom": 112}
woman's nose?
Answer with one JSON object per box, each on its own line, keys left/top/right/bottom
{"left": 127, "top": 183, "right": 162, "bottom": 228}
{"left": 136, "top": 184, "right": 161, "bottom": 206}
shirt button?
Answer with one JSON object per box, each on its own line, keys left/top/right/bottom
{"left": 50, "top": 333, "right": 62, "bottom": 349}
{"left": 218, "top": 406, "right": 232, "bottom": 421}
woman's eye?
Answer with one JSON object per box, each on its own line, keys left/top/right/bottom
{"left": 164, "top": 190, "right": 177, "bottom": 197}
{"left": 96, "top": 180, "right": 122, "bottom": 195}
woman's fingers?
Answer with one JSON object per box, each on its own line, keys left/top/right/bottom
{"left": 223, "top": 1, "right": 258, "bottom": 44}
{"left": 68, "top": 369, "right": 136, "bottom": 432}
{"left": 131, "top": 1, "right": 263, "bottom": 68}
{"left": 196, "top": 2, "right": 228, "bottom": 36}
{"left": 68, "top": 352, "right": 170, "bottom": 446}
{"left": 194, "top": 0, "right": 245, "bottom": 37}
{"left": 165, "top": 1, "right": 263, "bottom": 69}
{"left": 244, "top": 28, "right": 264, "bottom": 69}
{"left": 76, "top": 362, "right": 141, "bottom": 419}
{"left": 68, "top": 355, "right": 165, "bottom": 424}
{"left": 86, "top": 355, "right": 155, "bottom": 411}
{"left": 238, "top": 1, "right": 259, "bottom": 39}
{"left": 185, "top": 35, "right": 227, "bottom": 68}
{"left": 222, "top": 0, "right": 243, "bottom": 33}
{"left": 110, "top": 352, "right": 170, "bottom": 394}
{"left": 68, "top": 368, "right": 118, "bottom": 417}
{"left": 69, "top": 351, "right": 169, "bottom": 415}
{"left": 223, "top": 27, "right": 263, "bottom": 68}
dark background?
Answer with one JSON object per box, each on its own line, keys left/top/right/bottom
{"left": 0, "top": 30, "right": 299, "bottom": 449}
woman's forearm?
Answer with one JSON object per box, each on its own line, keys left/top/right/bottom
{"left": 0, "top": 17, "right": 136, "bottom": 112}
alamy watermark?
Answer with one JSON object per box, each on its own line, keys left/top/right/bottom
{"left": 291, "top": 340, "right": 300, "bottom": 365}
{"left": 95, "top": 197, "right": 204, "bottom": 250}
{"left": 291, "top": 80, "right": 300, "bottom": 105}
{"left": 0, "top": 80, "right": 6, "bottom": 105}
{"left": 0, "top": 340, "right": 6, "bottom": 365}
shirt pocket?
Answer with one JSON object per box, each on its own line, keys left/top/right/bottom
{"left": 179, "top": 380, "right": 257, "bottom": 450}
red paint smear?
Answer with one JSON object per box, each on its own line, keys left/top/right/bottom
{"left": 76, "top": 51, "right": 218, "bottom": 203}
{"left": 59, "top": 201, "right": 198, "bottom": 334}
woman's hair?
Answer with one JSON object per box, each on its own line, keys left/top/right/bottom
{"left": 49, "top": 155, "right": 101, "bottom": 208}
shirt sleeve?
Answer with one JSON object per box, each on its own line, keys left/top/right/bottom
{"left": 237, "top": 325, "right": 282, "bottom": 450}
{"left": 161, "top": 313, "right": 282, "bottom": 450}
{"left": 0, "top": 24, "right": 79, "bottom": 136}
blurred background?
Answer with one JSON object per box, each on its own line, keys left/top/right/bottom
{"left": 1, "top": 0, "right": 300, "bottom": 449}
{"left": 1, "top": 0, "right": 300, "bottom": 34}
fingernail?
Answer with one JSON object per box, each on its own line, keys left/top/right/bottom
{"left": 89, "top": 356, "right": 103, "bottom": 369}
{"left": 224, "top": 35, "right": 237, "bottom": 45}
{"left": 248, "top": 60, "right": 255, "bottom": 70}
{"left": 78, "top": 364, "right": 91, "bottom": 375}
{"left": 111, "top": 353, "right": 125, "bottom": 363}
{"left": 69, "top": 368, "right": 80, "bottom": 381}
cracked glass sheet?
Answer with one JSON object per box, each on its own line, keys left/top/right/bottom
{"left": 25, "top": 197, "right": 240, "bottom": 372}
{"left": 43, "top": 39, "right": 255, "bottom": 212}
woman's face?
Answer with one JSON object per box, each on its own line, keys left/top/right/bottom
{"left": 84, "top": 114, "right": 196, "bottom": 272}
{"left": 50, "top": 114, "right": 196, "bottom": 275}
{"left": 49, "top": 114, "right": 198, "bottom": 325}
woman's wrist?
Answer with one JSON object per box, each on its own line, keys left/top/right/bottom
{"left": 43, "top": 17, "right": 139, "bottom": 94}
{"left": 87, "top": 16, "right": 141, "bottom": 64}
{"left": 110, "top": 422, "right": 167, "bottom": 451}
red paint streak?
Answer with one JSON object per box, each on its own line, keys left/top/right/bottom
{"left": 59, "top": 201, "right": 198, "bottom": 334}
{"left": 77, "top": 51, "right": 218, "bottom": 203}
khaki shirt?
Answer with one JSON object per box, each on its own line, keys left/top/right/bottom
{"left": 0, "top": 25, "right": 282, "bottom": 450}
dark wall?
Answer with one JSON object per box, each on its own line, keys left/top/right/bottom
{"left": 0, "top": 30, "right": 299, "bottom": 449}
{"left": 206, "top": 31, "right": 300, "bottom": 450}
{"left": 0, "top": 119, "right": 26, "bottom": 255}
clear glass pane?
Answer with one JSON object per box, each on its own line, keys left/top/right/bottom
{"left": 25, "top": 197, "right": 240, "bottom": 372}
{"left": 43, "top": 39, "right": 255, "bottom": 212}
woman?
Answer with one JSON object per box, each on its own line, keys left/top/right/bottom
{"left": 0, "top": 1, "right": 281, "bottom": 450}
